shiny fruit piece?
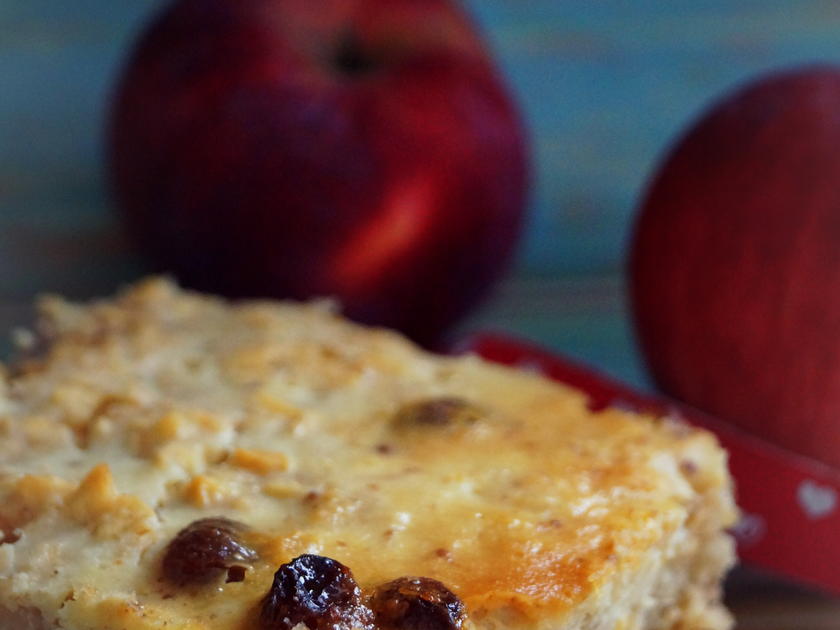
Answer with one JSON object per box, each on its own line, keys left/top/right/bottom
{"left": 370, "top": 576, "right": 465, "bottom": 630}
{"left": 108, "top": 0, "right": 529, "bottom": 345}
{"left": 162, "top": 517, "right": 256, "bottom": 585}
{"left": 260, "top": 554, "right": 372, "bottom": 630}
{"left": 630, "top": 65, "right": 840, "bottom": 467}
{"left": 392, "top": 397, "right": 482, "bottom": 429}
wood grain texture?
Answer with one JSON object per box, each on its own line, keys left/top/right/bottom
{"left": 728, "top": 567, "right": 840, "bottom": 629}
{"left": 4, "top": 1, "right": 840, "bottom": 300}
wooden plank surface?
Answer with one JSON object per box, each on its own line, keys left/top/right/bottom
{"left": 728, "top": 567, "right": 840, "bottom": 629}
{"left": 5, "top": 1, "right": 840, "bottom": 296}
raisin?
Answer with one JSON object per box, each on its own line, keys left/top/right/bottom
{"left": 370, "top": 577, "right": 465, "bottom": 630}
{"left": 226, "top": 565, "right": 247, "bottom": 583}
{"left": 260, "top": 554, "right": 372, "bottom": 630}
{"left": 0, "top": 516, "right": 20, "bottom": 545}
{"left": 162, "top": 517, "right": 257, "bottom": 586}
{"left": 392, "top": 398, "right": 482, "bottom": 429}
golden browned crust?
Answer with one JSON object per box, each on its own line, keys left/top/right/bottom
{"left": 0, "top": 279, "right": 737, "bottom": 630}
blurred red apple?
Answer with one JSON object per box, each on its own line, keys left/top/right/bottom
{"left": 630, "top": 66, "right": 840, "bottom": 468}
{"left": 109, "top": 0, "right": 528, "bottom": 344}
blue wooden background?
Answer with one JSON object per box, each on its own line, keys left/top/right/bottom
{"left": 3, "top": 0, "right": 840, "bottom": 387}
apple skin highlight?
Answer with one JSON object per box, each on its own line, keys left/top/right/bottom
{"left": 630, "top": 66, "right": 840, "bottom": 468}
{"left": 108, "top": 0, "right": 529, "bottom": 345}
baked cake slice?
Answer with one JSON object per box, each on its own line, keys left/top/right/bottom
{"left": 0, "top": 279, "right": 737, "bottom": 630}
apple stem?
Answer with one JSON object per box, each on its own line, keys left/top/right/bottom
{"left": 333, "top": 30, "right": 376, "bottom": 77}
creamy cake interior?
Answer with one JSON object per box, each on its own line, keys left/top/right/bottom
{"left": 0, "top": 279, "right": 737, "bottom": 630}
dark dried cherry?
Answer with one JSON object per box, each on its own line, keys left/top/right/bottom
{"left": 370, "top": 577, "right": 465, "bottom": 630}
{"left": 260, "top": 554, "right": 373, "bottom": 630}
{"left": 162, "top": 517, "right": 257, "bottom": 586}
{"left": 392, "top": 398, "right": 482, "bottom": 429}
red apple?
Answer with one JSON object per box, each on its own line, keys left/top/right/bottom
{"left": 108, "top": 0, "right": 528, "bottom": 345}
{"left": 630, "top": 66, "right": 840, "bottom": 467}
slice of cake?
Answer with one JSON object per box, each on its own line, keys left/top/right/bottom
{"left": 0, "top": 279, "right": 737, "bottom": 630}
